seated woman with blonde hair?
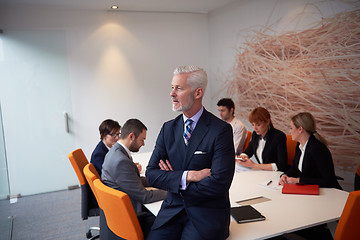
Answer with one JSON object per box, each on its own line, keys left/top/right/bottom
{"left": 237, "top": 107, "right": 287, "bottom": 171}
{"left": 279, "top": 112, "right": 341, "bottom": 189}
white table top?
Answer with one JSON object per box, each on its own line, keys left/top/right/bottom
{"left": 132, "top": 151, "right": 152, "bottom": 177}
{"left": 227, "top": 170, "right": 348, "bottom": 239}
{"left": 143, "top": 163, "right": 349, "bottom": 240}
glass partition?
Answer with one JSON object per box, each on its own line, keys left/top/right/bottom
{"left": 0, "top": 103, "right": 11, "bottom": 240}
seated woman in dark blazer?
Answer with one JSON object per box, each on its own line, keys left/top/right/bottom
{"left": 279, "top": 112, "right": 341, "bottom": 189}
{"left": 90, "top": 119, "right": 121, "bottom": 176}
{"left": 237, "top": 107, "right": 287, "bottom": 171}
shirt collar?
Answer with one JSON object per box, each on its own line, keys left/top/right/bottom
{"left": 183, "top": 106, "right": 204, "bottom": 126}
{"left": 260, "top": 127, "right": 271, "bottom": 140}
{"left": 299, "top": 139, "right": 309, "bottom": 152}
{"left": 117, "top": 141, "right": 132, "bottom": 160}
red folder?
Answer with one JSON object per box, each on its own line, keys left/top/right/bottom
{"left": 282, "top": 183, "right": 319, "bottom": 195}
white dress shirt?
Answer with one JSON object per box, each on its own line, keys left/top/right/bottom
{"left": 298, "top": 140, "right": 309, "bottom": 172}
{"left": 230, "top": 117, "right": 247, "bottom": 153}
{"left": 180, "top": 107, "right": 204, "bottom": 190}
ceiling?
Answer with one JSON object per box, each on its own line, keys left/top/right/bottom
{"left": 0, "top": 0, "right": 237, "bottom": 13}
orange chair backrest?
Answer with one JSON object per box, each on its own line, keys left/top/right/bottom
{"left": 286, "top": 135, "right": 297, "bottom": 166}
{"left": 83, "top": 163, "right": 101, "bottom": 208}
{"left": 334, "top": 190, "right": 360, "bottom": 240}
{"left": 68, "top": 148, "right": 92, "bottom": 186}
{"left": 93, "top": 179, "right": 144, "bottom": 240}
{"left": 243, "top": 131, "right": 252, "bottom": 152}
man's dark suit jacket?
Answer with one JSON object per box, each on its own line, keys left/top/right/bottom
{"left": 285, "top": 135, "right": 341, "bottom": 189}
{"left": 243, "top": 127, "right": 288, "bottom": 171}
{"left": 145, "top": 109, "right": 235, "bottom": 240}
{"left": 90, "top": 141, "right": 109, "bottom": 177}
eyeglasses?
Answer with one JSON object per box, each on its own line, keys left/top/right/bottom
{"left": 108, "top": 133, "right": 120, "bottom": 138}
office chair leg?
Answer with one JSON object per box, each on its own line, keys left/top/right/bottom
{"left": 86, "top": 227, "right": 100, "bottom": 240}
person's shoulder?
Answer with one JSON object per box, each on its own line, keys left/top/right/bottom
{"left": 232, "top": 117, "right": 246, "bottom": 127}
{"left": 306, "top": 136, "right": 332, "bottom": 159}
{"left": 205, "top": 110, "right": 228, "bottom": 126}
{"left": 308, "top": 135, "right": 328, "bottom": 150}
{"left": 110, "top": 142, "right": 121, "bottom": 151}
{"left": 204, "top": 110, "right": 232, "bottom": 133}
{"left": 106, "top": 142, "right": 120, "bottom": 157}
{"left": 163, "top": 114, "right": 182, "bottom": 127}
{"left": 91, "top": 141, "right": 107, "bottom": 157}
{"left": 272, "top": 127, "right": 286, "bottom": 137}
{"left": 93, "top": 141, "right": 105, "bottom": 150}
{"left": 106, "top": 144, "right": 130, "bottom": 163}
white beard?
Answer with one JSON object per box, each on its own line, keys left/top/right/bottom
{"left": 172, "top": 95, "right": 194, "bottom": 112}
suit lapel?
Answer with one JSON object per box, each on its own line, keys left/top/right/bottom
{"left": 120, "top": 145, "right": 131, "bottom": 160}
{"left": 262, "top": 127, "right": 273, "bottom": 160}
{"left": 182, "top": 110, "right": 210, "bottom": 170}
{"left": 170, "top": 117, "right": 186, "bottom": 170}
{"left": 117, "top": 143, "right": 140, "bottom": 176}
{"left": 252, "top": 134, "right": 261, "bottom": 164}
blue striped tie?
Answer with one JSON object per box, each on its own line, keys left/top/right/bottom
{"left": 183, "top": 119, "right": 193, "bottom": 146}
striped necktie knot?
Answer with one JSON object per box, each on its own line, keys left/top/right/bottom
{"left": 183, "top": 119, "right": 193, "bottom": 146}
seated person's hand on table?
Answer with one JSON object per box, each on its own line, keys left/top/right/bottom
{"left": 279, "top": 174, "right": 300, "bottom": 185}
{"left": 236, "top": 154, "right": 255, "bottom": 168}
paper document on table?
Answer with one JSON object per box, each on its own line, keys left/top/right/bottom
{"left": 259, "top": 180, "right": 283, "bottom": 191}
{"left": 236, "top": 196, "right": 271, "bottom": 206}
{"left": 235, "top": 163, "right": 251, "bottom": 173}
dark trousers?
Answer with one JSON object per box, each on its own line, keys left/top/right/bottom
{"left": 147, "top": 209, "right": 207, "bottom": 240}
{"left": 138, "top": 209, "right": 156, "bottom": 239}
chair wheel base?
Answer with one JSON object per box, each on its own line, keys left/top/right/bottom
{"left": 86, "top": 230, "right": 100, "bottom": 240}
{"left": 86, "top": 230, "right": 92, "bottom": 238}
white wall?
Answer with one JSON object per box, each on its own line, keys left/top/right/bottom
{"left": 0, "top": 7, "right": 209, "bottom": 195}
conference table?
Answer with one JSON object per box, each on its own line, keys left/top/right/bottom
{"left": 141, "top": 161, "right": 349, "bottom": 240}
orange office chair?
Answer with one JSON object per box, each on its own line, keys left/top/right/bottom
{"left": 334, "top": 190, "right": 360, "bottom": 240}
{"left": 286, "top": 135, "right": 297, "bottom": 166}
{"left": 355, "top": 164, "right": 360, "bottom": 191}
{"left": 83, "top": 163, "right": 101, "bottom": 208}
{"left": 68, "top": 149, "right": 100, "bottom": 239}
{"left": 242, "top": 131, "right": 252, "bottom": 152}
{"left": 84, "top": 163, "right": 144, "bottom": 240}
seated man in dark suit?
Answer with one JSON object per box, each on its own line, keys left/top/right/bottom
{"left": 102, "top": 119, "right": 167, "bottom": 238}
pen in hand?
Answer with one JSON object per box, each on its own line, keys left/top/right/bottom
{"left": 266, "top": 180, "right": 272, "bottom": 186}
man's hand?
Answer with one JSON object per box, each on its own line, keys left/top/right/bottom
{"left": 159, "top": 160, "right": 211, "bottom": 183}
{"left": 135, "top": 162, "right": 142, "bottom": 173}
{"left": 187, "top": 169, "right": 211, "bottom": 183}
{"left": 159, "top": 159, "right": 174, "bottom": 171}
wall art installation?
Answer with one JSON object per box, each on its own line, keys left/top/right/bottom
{"left": 227, "top": 9, "right": 360, "bottom": 177}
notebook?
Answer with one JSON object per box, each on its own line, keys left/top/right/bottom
{"left": 282, "top": 183, "right": 319, "bottom": 195}
{"left": 231, "top": 205, "right": 266, "bottom": 224}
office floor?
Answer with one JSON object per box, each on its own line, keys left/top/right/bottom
{"left": 3, "top": 188, "right": 99, "bottom": 240}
